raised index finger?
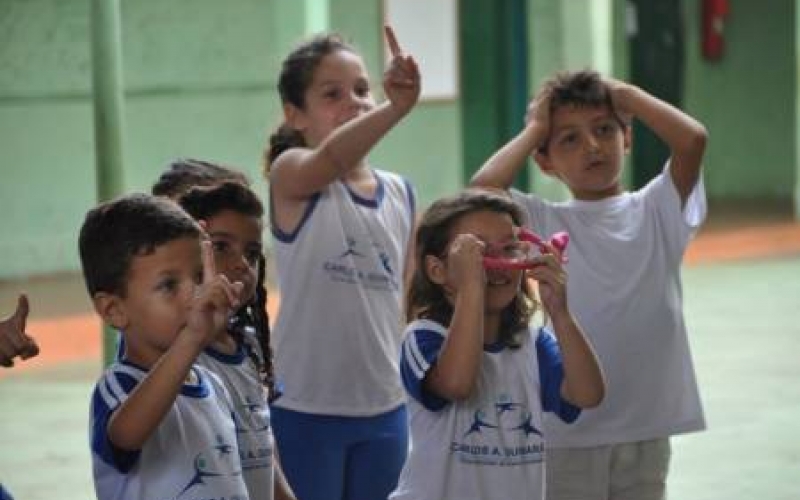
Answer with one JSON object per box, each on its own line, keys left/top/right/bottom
{"left": 384, "top": 25, "right": 403, "bottom": 57}
{"left": 201, "top": 239, "right": 217, "bottom": 284}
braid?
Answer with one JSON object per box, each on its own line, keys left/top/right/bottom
{"left": 225, "top": 256, "right": 277, "bottom": 401}
{"left": 254, "top": 255, "right": 278, "bottom": 401}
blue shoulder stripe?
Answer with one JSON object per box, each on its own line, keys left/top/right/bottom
{"left": 536, "top": 328, "right": 581, "bottom": 423}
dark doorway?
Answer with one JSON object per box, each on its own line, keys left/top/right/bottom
{"left": 628, "top": 0, "right": 686, "bottom": 188}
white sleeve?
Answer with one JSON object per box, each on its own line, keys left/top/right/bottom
{"left": 641, "top": 162, "right": 707, "bottom": 259}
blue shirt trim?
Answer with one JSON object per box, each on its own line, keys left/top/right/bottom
{"left": 270, "top": 189, "right": 321, "bottom": 243}
{"left": 204, "top": 340, "right": 247, "bottom": 365}
{"left": 400, "top": 329, "right": 449, "bottom": 411}
{"left": 343, "top": 169, "right": 385, "bottom": 208}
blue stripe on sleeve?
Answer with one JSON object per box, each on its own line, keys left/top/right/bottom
{"left": 90, "top": 370, "right": 142, "bottom": 473}
{"left": 400, "top": 328, "right": 449, "bottom": 411}
{"left": 536, "top": 328, "right": 581, "bottom": 423}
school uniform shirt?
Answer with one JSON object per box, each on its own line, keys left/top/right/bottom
{"left": 198, "top": 329, "right": 274, "bottom": 500}
{"left": 390, "top": 319, "right": 580, "bottom": 500}
{"left": 511, "top": 165, "right": 707, "bottom": 448}
{"left": 90, "top": 361, "right": 249, "bottom": 500}
{"left": 271, "top": 170, "right": 415, "bottom": 416}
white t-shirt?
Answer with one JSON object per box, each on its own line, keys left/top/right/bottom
{"left": 511, "top": 166, "right": 707, "bottom": 447}
{"left": 198, "top": 329, "right": 274, "bottom": 500}
{"left": 271, "top": 170, "right": 415, "bottom": 416}
{"left": 390, "top": 319, "right": 580, "bottom": 500}
{"left": 90, "top": 361, "right": 249, "bottom": 500}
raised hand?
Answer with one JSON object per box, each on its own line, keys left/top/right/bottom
{"left": 446, "top": 234, "right": 486, "bottom": 293}
{"left": 185, "top": 240, "right": 244, "bottom": 347}
{"left": 525, "top": 90, "right": 552, "bottom": 151}
{"left": 0, "top": 294, "right": 39, "bottom": 367}
{"left": 383, "top": 25, "right": 421, "bottom": 115}
{"left": 526, "top": 244, "right": 569, "bottom": 316}
{"left": 604, "top": 77, "right": 635, "bottom": 124}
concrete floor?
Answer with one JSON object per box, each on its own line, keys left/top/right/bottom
{"left": 1, "top": 221, "right": 799, "bottom": 498}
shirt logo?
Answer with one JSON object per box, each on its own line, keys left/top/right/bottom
{"left": 322, "top": 233, "right": 399, "bottom": 291}
{"left": 450, "top": 394, "right": 544, "bottom": 467}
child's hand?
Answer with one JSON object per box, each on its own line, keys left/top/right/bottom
{"left": 525, "top": 90, "right": 551, "bottom": 150}
{"left": 185, "top": 240, "right": 244, "bottom": 347}
{"left": 446, "top": 234, "right": 486, "bottom": 293}
{"left": 527, "top": 243, "right": 568, "bottom": 316}
{"left": 0, "top": 294, "right": 39, "bottom": 367}
{"left": 605, "top": 77, "right": 635, "bottom": 124}
{"left": 383, "top": 25, "right": 421, "bottom": 115}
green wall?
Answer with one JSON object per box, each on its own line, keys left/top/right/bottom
{"left": 0, "top": 0, "right": 463, "bottom": 278}
{"left": 0, "top": 0, "right": 796, "bottom": 278}
{"left": 684, "top": 0, "right": 796, "bottom": 200}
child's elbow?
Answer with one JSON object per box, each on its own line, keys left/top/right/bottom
{"left": 431, "top": 376, "right": 476, "bottom": 402}
{"left": 685, "top": 123, "right": 708, "bottom": 156}
{"left": 563, "top": 381, "right": 605, "bottom": 409}
{"left": 580, "top": 386, "right": 605, "bottom": 409}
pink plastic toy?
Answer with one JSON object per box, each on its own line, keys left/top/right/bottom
{"left": 482, "top": 228, "right": 569, "bottom": 270}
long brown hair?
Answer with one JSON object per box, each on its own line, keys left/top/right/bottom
{"left": 406, "top": 189, "right": 536, "bottom": 348}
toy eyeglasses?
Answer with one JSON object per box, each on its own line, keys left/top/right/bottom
{"left": 482, "top": 228, "right": 569, "bottom": 270}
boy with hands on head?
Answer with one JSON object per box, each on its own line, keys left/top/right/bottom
{"left": 471, "top": 70, "right": 708, "bottom": 500}
{"left": 81, "top": 194, "right": 250, "bottom": 500}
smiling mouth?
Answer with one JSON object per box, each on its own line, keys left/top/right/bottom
{"left": 486, "top": 275, "right": 511, "bottom": 286}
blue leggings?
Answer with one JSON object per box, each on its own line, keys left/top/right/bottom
{"left": 271, "top": 405, "right": 408, "bottom": 500}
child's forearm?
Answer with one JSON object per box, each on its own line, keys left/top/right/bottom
{"left": 272, "top": 101, "right": 410, "bottom": 198}
{"left": 425, "top": 286, "right": 485, "bottom": 401}
{"left": 470, "top": 125, "right": 544, "bottom": 189}
{"left": 550, "top": 310, "right": 605, "bottom": 408}
{"left": 623, "top": 86, "right": 706, "bottom": 156}
{"left": 621, "top": 85, "right": 708, "bottom": 201}
{"left": 321, "top": 100, "right": 410, "bottom": 174}
{"left": 107, "top": 332, "right": 205, "bottom": 451}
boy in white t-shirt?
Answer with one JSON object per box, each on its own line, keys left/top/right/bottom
{"left": 471, "top": 69, "right": 708, "bottom": 500}
{"left": 80, "top": 194, "right": 249, "bottom": 500}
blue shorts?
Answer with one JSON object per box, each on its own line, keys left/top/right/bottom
{"left": 271, "top": 404, "right": 408, "bottom": 500}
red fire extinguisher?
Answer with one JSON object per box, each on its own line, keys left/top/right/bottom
{"left": 702, "top": 0, "right": 729, "bottom": 61}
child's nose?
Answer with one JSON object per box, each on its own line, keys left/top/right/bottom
{"left": 586, "top": 133, "right": 603, "bottom": 152}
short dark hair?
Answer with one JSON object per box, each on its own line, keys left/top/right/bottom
{"left": 406, "top": 189, "right": 536, "bottom": 348}
{"left": 536, "top": 69, "right": 627, "bottom": 152}
{"left": 178, "top": 181, "right": 264, "bottom": 221}
{"left": 79, "top": 193, "right": 201, "bottom": 297}
{"left": 151, "top": 158, "right": 249, "bottom": 199}
{"left": 541, "top": 69, "right": 614, "bottom": 112}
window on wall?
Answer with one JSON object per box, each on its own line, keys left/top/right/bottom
{"left": 384, "top": 0, "right": 458, "bottom": 100}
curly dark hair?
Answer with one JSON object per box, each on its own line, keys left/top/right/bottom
{"left": 536, "top": 69, "right": 627, "bottom": 152}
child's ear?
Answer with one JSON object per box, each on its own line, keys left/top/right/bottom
{"left": 92, "top": 292, "right": 128, "bottom": 331}
{"left": 424, "top": 255, "right": 448, "bottom": 286}
{"left": 283, "top": 103, "right": 307, "bottom": 133}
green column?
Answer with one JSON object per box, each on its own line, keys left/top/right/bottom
{"left": 460, "top": 0, "right": 529, "bottom": 189}
{"left": 91, "top": 0, "right": 126, "bottom": 366}
{"left": 795, "top": 0, "right": 800, "bottom": 218}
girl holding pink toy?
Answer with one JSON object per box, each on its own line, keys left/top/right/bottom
{"left": 390, "top": 189, "right": 604, "bottom": 500}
